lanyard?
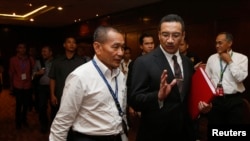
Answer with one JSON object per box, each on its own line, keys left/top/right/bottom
{"left": 219, "top": 52, "right": 233, "bottom": 83}
{"left": 92, "top": 59, "right": 124, "bottom": 116}
{"left": 19, "top": 59, "right": 27, "bottom": 72}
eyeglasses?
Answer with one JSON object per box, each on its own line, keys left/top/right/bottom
{"left": 160, "top": 32, "right": 181, "bottom": 40}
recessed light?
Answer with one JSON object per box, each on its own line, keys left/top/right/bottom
{"left": 96, "top": 14, "right": 99, "bottom": 17}
{"left": 57, "top": 7, "right": 63, "bottom": 11}
{"left": 142, "top": 17, "right": 151, "bottom": 22}
{"left": 30, "top": 18, "right": 34, "bottom": 22}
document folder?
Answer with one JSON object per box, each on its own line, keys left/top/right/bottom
{"left": 188, "top": 67, "right": 216, "bottom": 120}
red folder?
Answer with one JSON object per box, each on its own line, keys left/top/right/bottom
{"left": 188, "top": 67, "right": 216, "bottom": 120}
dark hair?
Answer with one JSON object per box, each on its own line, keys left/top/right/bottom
{"left": 93, "top": 25, "right": 121, "bottom": 43}
{"left": 64, "top": 36, "right": 76, "bottom": 43}
{"left": 124, "top": 46, "right": 131, "bottom": 52}
{"left": 42, "top": 45, "right": 53, "bottom": 52}
{"left": 16, "top": 42, "right": 26, "bottom": 48}
{"left": 217, "top": 32, "right": 233, "bottom": 42}
{"left": 139, "top": 33, "right": 154, "bottom": 45}
{"left": 159, "top": 14, "right": 185, "bottom": 32}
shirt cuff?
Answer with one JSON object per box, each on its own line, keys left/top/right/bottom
{"left": 158, "top": 100, "right": 164, "bottom": 109}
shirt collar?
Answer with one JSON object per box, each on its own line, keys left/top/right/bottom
{"left": 159, "top": 45, "right": 181, "bottom": 60}
{"left": 93, "top": 55, "right": 120, "bottom": 78}
{"left": 62, "top": 53, "right": 77, "bottom": 60}
{"left": 216, "top": 49, "right": 233, "bottom": 58}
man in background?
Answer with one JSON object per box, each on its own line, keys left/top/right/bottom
{"left": 126, "top": 33, "right": 155, "bottom": 129}
{"left": 199, "top": 32, "right": 248, "bottom": 128}
{"left": 9, "top": 43, "right": 35, "bottom": 129}
{"left": 120, "top": 46, "right": 132, "bottom": 82}
{"left": 33, "top": 46, "right": 53, "bottom": 133}
{"left": 49, "top": 37, "right": 87, "bottom": 121}
{"left": 179, "top": 37, "right": 202, "bottom": 70}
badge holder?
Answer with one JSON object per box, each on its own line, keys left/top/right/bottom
{"left": 216, "top": 83, "right": 224, "bottom": 96}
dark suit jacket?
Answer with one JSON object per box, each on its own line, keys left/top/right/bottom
{"left": 129, "top": 46, "right": 195, "bottom": 141}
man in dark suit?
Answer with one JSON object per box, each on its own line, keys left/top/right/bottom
{"left": 129, "top": 14, "right": 195, "bottom": 141}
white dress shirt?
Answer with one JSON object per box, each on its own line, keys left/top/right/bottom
{"left": 160, "top": 45, "right": 184, "bottom": 78}
{"left": 49, "top": 55, "right": 127, "bottom": 141}
{"left": 158, "top": 46, "right": 184, "bottom": 108}
{"left": 119, "top": 59, "right": 132, "bottom": 82}
{"left": 205, "top": 50, "right": 248, "bottom": 94}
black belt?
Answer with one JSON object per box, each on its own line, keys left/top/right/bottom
{"left": 217, "top": 93, "right": 241, "bottom": 98}
{"left": 72, "top": 131, "right": 121, "bottom": 141}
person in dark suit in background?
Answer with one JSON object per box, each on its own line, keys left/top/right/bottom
{"left": 179, "top": 37, "right": 203, "bottom": 70}
{"left": 129, "top": 14, "right": 195, "bottom": 141}
{"left": 127, "top": 33, "right": 155, "bottom": 96}
{"left": 126, "top": 33, "right": 155, "bottom": 128}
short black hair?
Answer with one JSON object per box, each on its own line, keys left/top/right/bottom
{"left": 64, "top": 36, "right": 76, "bottom": 43}
{"left": 124, "top": 46, "right": 131, "bottom": 52}
{"left": 42, "top": 45, "right": 53, "bottom": 52}
{"left": 139, "top": 33, "right": 154, "bottom": 45}
{"left": 159, "top": 14, "right": 185, "bottom": 32}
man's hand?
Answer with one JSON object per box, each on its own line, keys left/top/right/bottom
{"left": 198, "top": 101, "right": 212, "bottom": 114}
{"left": 158, "top": 69, "right": 177, "bottom": 101}
{"left": 51, "top": 95, "right": 58, "bottom": 106}
{"left": 220, "top": 51, "right": 232, "bottom": 64}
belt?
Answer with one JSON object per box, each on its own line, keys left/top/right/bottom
{"left": 72, "top": 131, "right": 121, "bottom": 141}
{"left": 217, "top": 93, "right": 241, "bottom": 98}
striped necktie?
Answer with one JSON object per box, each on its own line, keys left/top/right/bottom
{"left": 172, "top": 55, "right": 183, "bottom": 93}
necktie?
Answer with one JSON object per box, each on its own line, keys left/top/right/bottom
{"left": 172, "top": 55, "right": 183, "bottom": 93}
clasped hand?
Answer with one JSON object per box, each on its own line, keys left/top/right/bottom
{"left": 198, "top": 101, "right": 212, "bottom": 114}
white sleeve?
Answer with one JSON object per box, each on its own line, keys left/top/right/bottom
{"left": 49, "top": 73, "right": 84, "bottom": 141}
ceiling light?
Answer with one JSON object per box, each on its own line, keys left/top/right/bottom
{"left": 142, "top": 17, "right": 151, "bottom": 22}
{"left": 57, "top": 7, "right": 63, "bottom": 11}
{"left": 30, "top": 18, "right": 34, "bottom": 22}
{"left": 96, "top": 14, "right": 99, "bottom": 17}
{"left": 0, "top": 5, "right": 55, "bottom": 20}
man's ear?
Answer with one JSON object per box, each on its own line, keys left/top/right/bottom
{"left": 93, "top": 42, "right": 101, "bottom": 55}
{"left": 182, "top": 31, "right": 186, "bottom": 41}
{"left": 140, "top": 45, "right": 143, "bottom": 50}
{"left": 228, "top": 41, "right": 233, "bottom": 47}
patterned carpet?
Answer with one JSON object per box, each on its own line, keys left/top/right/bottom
{"left": 0, "top": 89, "right": 49, "bottom": 141}
{"left": 0, "top": 88, "right": 219, "bottom": 141}
{"left": 0, "top": 89, "right": 139, "bottom": 141}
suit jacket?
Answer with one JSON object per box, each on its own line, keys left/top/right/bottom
{"left": 129, "top": 46, "right": 195, "bottom": 141}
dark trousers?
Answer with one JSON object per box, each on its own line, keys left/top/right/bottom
{"left": 38, "top": 85, "right": 50, "bottom": 130}
{"left": 32, "top": 83, "right": 40, "bottom": 111}
{"left": 208, "top": 94, "right": 244, "bottom": 125}
{"left": 50, "top": 103, "right": 59, "bottom": 123}
{"left": 14, "top": 88, "right": 32, "bottom": 128}
{"left": 72, "top": 131, "right": 121, "bottom": 141}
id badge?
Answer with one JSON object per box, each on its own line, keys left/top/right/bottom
{"left": 21, "top": 73, "right": 27, "bottom": 80}
{"left": 216, "top": 83, "right": 224, "bottom": 96}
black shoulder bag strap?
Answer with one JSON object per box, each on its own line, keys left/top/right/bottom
{"left": 92, "top": 59, "right": 128, "bottom": 135}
